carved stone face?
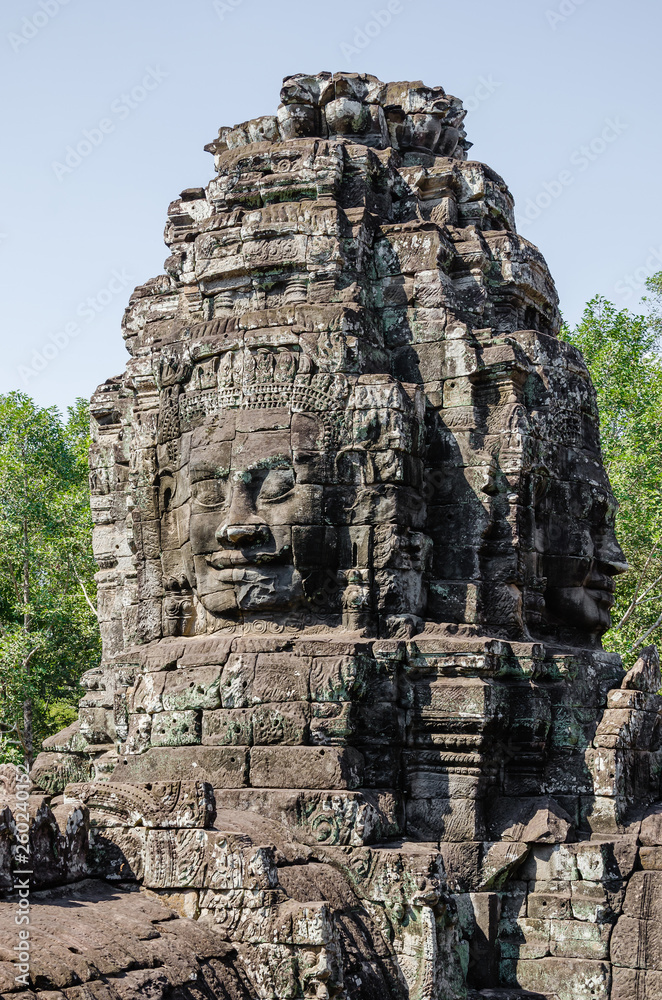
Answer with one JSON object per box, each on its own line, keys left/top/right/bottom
{"left": 538, "top": 485, "right": 628, "bottom": 640}
{"left": 159, "top": 407, "right": 334, "bottom": 622}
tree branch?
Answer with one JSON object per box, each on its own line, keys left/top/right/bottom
{"left": 68, "top": 555, "right": 98, "bottom": 619}
{"left": 630, "top": 613, "right": 662, "bottom": 653}
{"left": 22, "top": 647, "right": 38, "bottom": 670}
{"left": 615, "top": 541, "right": 661, "bottom": 629}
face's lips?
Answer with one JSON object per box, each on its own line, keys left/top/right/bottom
{"left": 206, "top": 549, "right": 285, "bottom": 570}
{"left": 585, "top": 587, "right": 616, "bottom": 609}
{"left": 583, "top": 571, "right": 616, "bottom": 607}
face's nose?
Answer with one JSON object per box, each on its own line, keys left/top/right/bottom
{"left": 215, "top": 477, "right": 268, "bottom": 548}
{"left": 217, "top": 522, "right": 268, "bottom": 547}
{"left": 596, "top": 531, "right": 630, "bottom": 577}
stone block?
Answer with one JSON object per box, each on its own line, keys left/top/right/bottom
{"left": 89, "top": 826, "right": 146, "bottom": 880}
{"left": 251, "top": 702, "right": 310, "bottom": 745}
{"left": 612, "top": 968, "right": 662, "bottom": 1000}
{"left": 478, "top": 842, "right": 529, "bottom": 890}
{"left": 518, "top": 844, "right": 580, "bottom": 882}
{"left": 143, "top": 829, "right": 278, "bottom": 890}
{"left": 571, "top": 880, "right": 623, "bottom": 924}
{"left": 113, "top": 746, "right": 249, "bottom": 787}
{"left": 309, "top": 654, "right": 369, "bottom": 702}
{"left": 161, "top": 666, "right": 223, "bottom": 711}
{"left": 130, "top": 671, "right": 168, "bottom": 713}
{"left": 151, "top": 710, "right": 201, "bottom": 746}
{"left": 607, "top": 687, "right": 659, "bottom": 711}
{"left": 640, "top": 803, "right": 662, "bottom": 845}
{"left": 202, "top": 708, "right": 253, "bottom": 745}
{"left": 548, "top": 917, "right": 610, "bottom": 959}
{"left": 640, "top": 846, "right": 662, "bottom": 870}
{"left": 325, "top": 842, "right": 445, "bottom": 908}
{"left": 488, "top": 795, "right": 574, "bottom": 843}
{"left": 622, "top": 645, "right": 661, "bottom": 693}
{"left": 79, "top": 706, "right": 112, "bottom": 744}
{"left": 496, "top": 882, "right": 528, "bottom": 938}
{"left": 252, "top": 654, "right": 311, "bottom": 703}
{"left": 405, "top": 766, "right": 484, "bottom": 800}
{"left": 31, "top": 752, "right": 93, "bottom": 796}
{"left": 213, "top": 787, "right": 403, "bottom": 847}
{"left": 249, "top": 746, "right": 364, "bottom": 789}
{"left": 220, "top": 653, "right": 256, "bottom": 708}
{"left": 595, "top": 707, "right": 658, "bottom": 749}
{"left": 178, "top": 635, "right": 233, "bottom": 667}
{"left": 622, "top": 870, "right": 662, "bottom": 919}
{"left": 64, "top": 780, "right": 215, "bottom": 828}
{"left": 612, "top": 914, "right": 662, "bottom": 970}
{"left": 42, "top": 721, "right": 90, "bottom": 753}
{"left": 528, "top": 892, "right": 572, "bottom": 920}
{"left": 437, "top": 842, "right": 483, "bottom": 892}
{"left": 584, "top": 746, "right": 624, "bottom": 797}
{"left": 580, "top": 794, "right": 625, "bottom": 834}
{"left": 516, "top": 957, "right": 610, "bottom": 1000}
{"left": 501, "top": 917, "right": 550, "bottom": 961}
{"left": 310, "top": 702, "right": 353, "bottom": 743}
{"left": 574, "top": 838, "right": 638, "bottom": 882}
{"left": 411, "top": 677, "right": 506, "bottom": 730}
{"left": 406, "top": 796, "right": 485, "bottom": 842}
{"left": 198, "top": 889, "right": 305, "bottom": 945}
{"left": 125, "top": 713, "right": 152, "bottom": 753}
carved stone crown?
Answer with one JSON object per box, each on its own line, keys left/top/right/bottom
{"left": 173, "top": 347, "right": 351, "bottom": 448}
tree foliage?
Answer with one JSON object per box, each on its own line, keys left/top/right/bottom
{"left": 562, "top": 286, "right": 662, "bottom": 665}
{"left": 0, "top": 393, "right": 100, "bottom": 764}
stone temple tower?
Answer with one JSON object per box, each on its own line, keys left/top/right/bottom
{"left": 6, "top": 73, "right": 662, "bottom": 1000}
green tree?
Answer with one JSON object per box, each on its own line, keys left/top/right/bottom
{"left": 0, "top": 393, "right": 100, "bottom": 765}
{"left": 562, "top": 289, "right": 662, "bottom": 665}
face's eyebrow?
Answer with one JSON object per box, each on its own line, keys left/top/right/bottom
{"left": 233, "top": 456, "right": 294, "bottom": 475}
{"left": 189, "top": 462, "right": 231, "bottom": 482}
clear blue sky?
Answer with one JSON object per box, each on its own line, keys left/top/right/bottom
{"left": 1, "top": 0, "right": 659, "bottom": 413}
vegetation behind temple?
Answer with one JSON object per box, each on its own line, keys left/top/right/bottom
{"left": 0, "top": 394, "right": 100, "bottom": 765}
{"left": 0, "top": 281, "right": 660, "bottom": 763}
{"left": 562, "top": 277, "right": 662, "bottom": 667}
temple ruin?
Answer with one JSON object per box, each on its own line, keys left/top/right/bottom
{"left": 2, "top": 72, "right": 662, "bottom": 1000}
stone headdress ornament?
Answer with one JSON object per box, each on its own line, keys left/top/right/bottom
{"left": 158, "top": 345, "right": 351, "bottom": 449}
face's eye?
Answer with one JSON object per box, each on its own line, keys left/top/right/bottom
{"left": 258, "top": 467, "right": 295, "bottom": 503}
{"left": 590, "top": 496, "right": 610, "bottom": 525}
{"left": 192, "top": 479, "right": 228, "bottom": 509}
